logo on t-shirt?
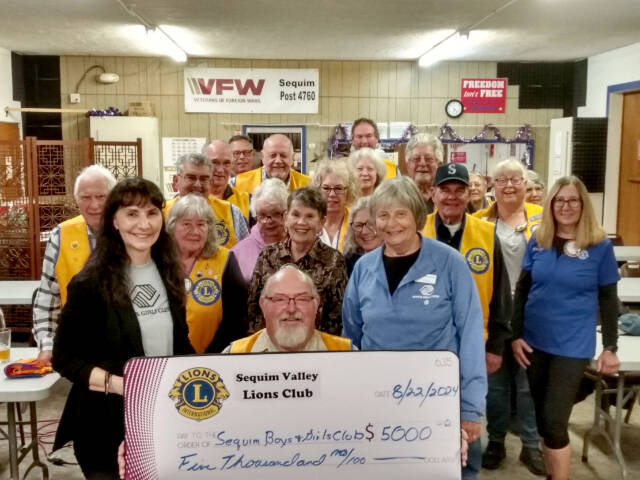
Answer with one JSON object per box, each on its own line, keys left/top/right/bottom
{"left": 130, "top": 284, "right": 160, "bottom": 309}
{"left": 169, "top": 368, "right": 229, "bottom": 421}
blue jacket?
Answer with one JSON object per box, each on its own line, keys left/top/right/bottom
{"left": 342, "top": 235, "right": 487, "bottom": 422}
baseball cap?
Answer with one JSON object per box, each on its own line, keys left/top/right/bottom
{"left": 434, "top": 163, "right": 469, "bottom": 186}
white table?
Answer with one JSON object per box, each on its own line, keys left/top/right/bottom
{"left": 0, "top": 281, "right": 40, "bottom": 305}
{"left": 583, "top": 334, "right": 640, "bottom": 479}
{"left": 0, "top": 347, "right": 60, "bottom": 480}
{"left": 618, "top": 277, "right": 640, "bottom": 304}
{"left": 614, "top": 246, "right": 640, "bottom": 262}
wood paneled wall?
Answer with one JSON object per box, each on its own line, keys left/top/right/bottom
{"left": 60, "top": 56, "right": 563, "bottom": 179}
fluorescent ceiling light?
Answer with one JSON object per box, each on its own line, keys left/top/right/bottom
{"left": 147, "top": 27, "right": 187, "bottom": 63}
{"left": 418, "top": 32, "right": 468, "bottom": 68}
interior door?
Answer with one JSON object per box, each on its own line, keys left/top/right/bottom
{"left": 617, "top": 92, "right": 640, "bottom": 245}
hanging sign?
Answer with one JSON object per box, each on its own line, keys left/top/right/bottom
{"left": 450, "top": 152, "right": 467, "bottom": 163}
{"left": 460, "top": 78, "right": 507, "bottom": 114}
{"left": 184, "top": 68, "right": 319, "bottom": 114}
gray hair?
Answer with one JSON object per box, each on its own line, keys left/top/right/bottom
{"left": 250, "top": 178, "right": 289, "bottom": 218}
{"left": 370, "top": 176, "right": 427, "bottom": 231}
{"left": 469, "top": 172, "right": 487, "bottom": 186}
{"left": 166, "top": 194, "right": 218, "bottom": 257}
{"left": 524, "top": 169, "right": 546, "bottom": 189}
{"left": 349, "top": 148, "right": 387, "bottom": 189}
{"left": 311, "top": 158, "right": 358, "bottom": 205}
{"left": 343, "top": 196, "right": 375, "bottom": 255}
{"left": 73, "top": 164, "right": 117, "bottom": 198}
{"left": 493, "top": 158, "right": 526, "bottom": 179}
{"left": 175, "top": 153, "right": 212, "bottom": 174}
{"left": 260, "top": 264, "right": 319, "bottom": 298}
{"left": 405, "top": 133, "right": 443, "bottom": 164}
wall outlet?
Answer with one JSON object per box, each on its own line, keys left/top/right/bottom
{"left": 69, "top": 93, "right": 81, "bottom": 104}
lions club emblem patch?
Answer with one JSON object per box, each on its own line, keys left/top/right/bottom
{"left": 465, "top": 248, "right": 490, "bottom": 274}
{"left": 215, "top": 220, "right": 230, "bottom": 245}
{"left": 191, "top": 278, "right": 221, "bottom": 306}
{"left": 169, "top": 368, "right": 229, "bottom": 421}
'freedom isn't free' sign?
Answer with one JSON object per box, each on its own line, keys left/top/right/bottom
{"left": 460, "top": 78, "right": 507, "bottom": 114}
{"left": 184, "top": 68, "right": 319, "bottom": 114}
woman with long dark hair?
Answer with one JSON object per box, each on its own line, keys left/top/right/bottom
{"left": 52, "top": 177, "right": 193, "bottom": 478}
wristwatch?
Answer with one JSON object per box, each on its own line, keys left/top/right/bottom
{"left": 603, "top": 345, "right": 618, "bottom": 354}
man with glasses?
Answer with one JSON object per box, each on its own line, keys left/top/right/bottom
{"left": 163, "top": 153, "right": 248, "bottom": 248}
{"left": 404, "top": 133, "right": 443, "bottom": 213}
{"left": 235, "top": 134, "right": 310, "bottom": 194}
{"left": 203, "top": 139, "right": 250, "bottom": 220}
{"left": 422, "top": 163, "right": 512, "bottom": 480}
{"left": 225, "top": 265, "right": 354, "bottom": 352}
{"left": 228, "top": 135, "right": 255, "bottom": 182}
{"left": 350, "top": 117, "right": 397, "bottom": 179}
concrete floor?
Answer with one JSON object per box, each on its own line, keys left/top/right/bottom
{"left": 1, "top": 377, "right": 639, "bottom": 480}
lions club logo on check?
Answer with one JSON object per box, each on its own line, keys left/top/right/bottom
{"left": 169, "top": 368, "right": 229, "bottom": 421}
{"left": 191, "top": 278, "right": 221, "bottom": 306}
{"left": 465, "top": 247, "right": 490, "bottom": 274}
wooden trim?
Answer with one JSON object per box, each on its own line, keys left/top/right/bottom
{"left": 5, "top": 106, "right": 87, "bottom": 114}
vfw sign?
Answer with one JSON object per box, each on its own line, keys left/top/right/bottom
{"left": 184, "top": 68, "right": 319, "bottom": 114}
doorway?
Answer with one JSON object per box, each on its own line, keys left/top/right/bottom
{"left": 617, "top": 92, "right": 640, "bottom": 245}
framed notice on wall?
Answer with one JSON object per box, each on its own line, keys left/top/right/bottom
{"left": 185, "top": 68, "right": 319, "bottom": 114}
{"left": 460, "top": 78, "right": 507, "bottom": 114}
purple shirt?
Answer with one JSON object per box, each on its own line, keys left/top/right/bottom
{"left": 230, "top": 224, "right": 266, "bottom": 284}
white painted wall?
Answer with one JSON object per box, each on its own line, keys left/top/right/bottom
{"left": 0, "top": 47, "right": 22, "bottom": 133}
{"left": 578, "top": 42, "right": 640, "bottom": 117}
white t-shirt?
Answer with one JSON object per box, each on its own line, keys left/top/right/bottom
{"left": 128, "top": 261, "right": 173, "bottom": 356}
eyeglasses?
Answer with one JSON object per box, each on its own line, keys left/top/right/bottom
{"left": 264, "top": 294, "right": 315, "bottom": 308}
{"left": 494, "top": 177, "right": 523, "bottom": 186}
{"left": 321, "top": 185, "right": 346, "bottom": 195}
{"left": 181, "top": 174, "right": 211, "bottom": 185}
{"left": 407, "top": 156, "right": 437, "bottom": 165}
{"left": 232, "top": 149, "right": 253, "bottom": 158}
{"left": 553, "top": 197, "right": 582, "bottom": 208}
{"left": 352, "top": 221, "right": 375, "bottom": 233}
{"left": 256, "top": 211, "right": 284, "bottom": 223}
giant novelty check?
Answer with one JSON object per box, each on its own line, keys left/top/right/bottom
{"left": 123, "top": 351, "right": 461, "bottom": 479}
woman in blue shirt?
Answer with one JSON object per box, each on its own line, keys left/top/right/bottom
{"left": 511, "top": 176, "right": 620, "bottom": 480}
{"left": 342, "top": 176, "right": 486, "bottom": 479}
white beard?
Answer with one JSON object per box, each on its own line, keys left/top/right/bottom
{"left": 272, "top": 323, "right": 311, "bottom": 350}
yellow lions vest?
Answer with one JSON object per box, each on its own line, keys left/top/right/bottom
{"left": 230, "top": 329, "right": 352, "bottom": 353}
{"left": 164, "top": 195, "right": 238, "bottom": 247}
{"left": 472, "top": 202, "right": 543, "bottom": 242}
{"left": 422, "top": 213, "right": 495, "bottom": 341}
{"left": 328, "top": 207, "right": 350, "bottom": 253}
{"left": 55, "top": 215, "right": 91, "bottom": 306}
{"left": 234, "top": 167, "right": 311, "bottom": 194}
{"left": 384, "top": 159, "right": 397, "bottom": 179}
{"left": 226, "top": 186, "right": 250, "bottom": 221}
{"left": 186, "top": 249, "right": 230, "bottom": 353}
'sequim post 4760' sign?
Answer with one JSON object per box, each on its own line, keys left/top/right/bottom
{"left": 184, "top": 68, "right": 319, "bottom": 114}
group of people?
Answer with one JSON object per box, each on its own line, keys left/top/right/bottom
{"left": 32, "top": 117, "right": 620, "bottom": 480}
